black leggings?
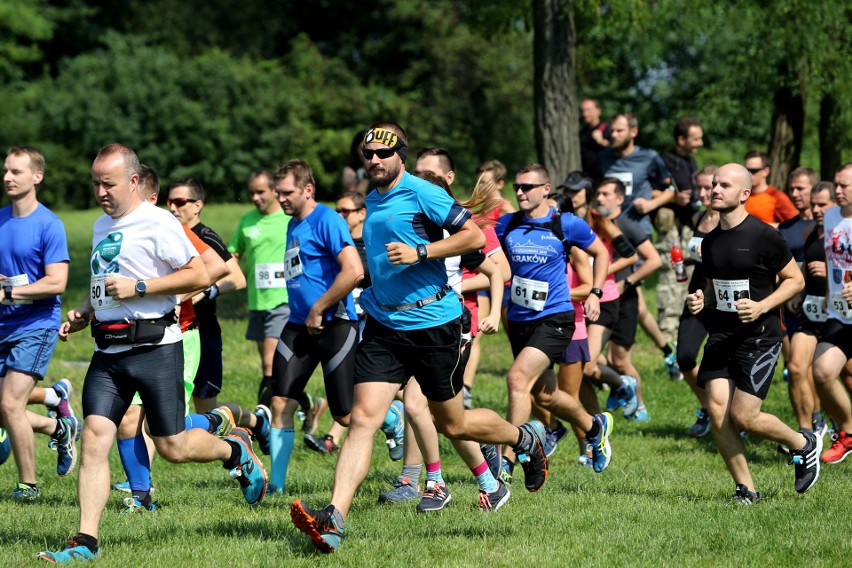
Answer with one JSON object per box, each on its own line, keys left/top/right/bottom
{"left": 676, "top": 306, "right": 708, "bottom": 373}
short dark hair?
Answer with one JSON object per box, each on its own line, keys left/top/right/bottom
{"left": 137, "top": 164, "right": 159, "bottom": 200}
{"left": 788, "top": 167, "right": 818, "bottom": 188}
{"left": 812, "top": 181, "right": 835, "bottom": 202}
{"left": 248, "top": 169, "right": 273, "bottom": 188}
{"left": 416, "top": 170, "right": 453, "bottom": 198}
{"left": 598, "top": 177, "right": 627, "bottom": 197}
{"left": 516, "top": 163, "right": 550, "bottom": 183}
{"left": 339, "top": 191, "right": 365, "bottom": 210}
{"left": 170, "top": 177, "right": 205, "bottom": 201}
{"left": 612, "top": 112, "right": 638, "bottom": 129}
{"left": 673, "top": 117, "right": 701, "bottom": 142}
{"left": 416, "top": 147, "right": 455, "bottom": 174}
{"left": 274, "top": 159, "right": 316, "bottom": 190}
{"left": 550, "top": 193, "right": 574, "bottom": 214}
{"left": 744, "top": 150, "right": 770, "bottom": 168}
{"left": 836, "top": 162, "right": 852, "bottom": 175}
{"left": 6, "top": 146, "right": 45, "bottom": 178}
{"left": 96, "top": 143, "right": 140, "bottom": 180}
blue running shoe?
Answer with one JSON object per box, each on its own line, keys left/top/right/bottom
{"left": 585, "top": 412, "right": 613, "bottom": 473}
{"left": 210, "top": 406, "right": 235, "bottom": 438}
{"left": 47, "top": 379, "right": 74, "bottom": 420}
{"left": 0, "top": 428, "right": 10, "bottom": 466}
{"left": 813, "top": 415, "right": 828, "bottom": 438}
{"left": 253, "top": 405, "right": 271, "bottom": 455}
{"left": 11, "top": 483, "right": 41, "bottom": 501}
{"left": 113, "top": 480, "right": 155, "bottom": 493}
{"left": 381, "top": 401, "right": 405, "bottom": 461}
{"left": 514, "top": 421, "right": 548, "bottom": 492}
{"left": 480, "top": 443, "right": 502, "bottom": 479}
{"left": 225, "top": 428, "right": 267, "bottom": 506}
{"left": 378, "top": 476, "right": 421, "bottom": 504}
{"left": 620, "top": 376, "right": 639, "bottom": 418}
{"left": 633, "top": 407, "right": 649, "bottom": 422}
{"left": 689, "top": 409, "right": 711, "bottom": 438}
{"left": 36, "top": 537, "right": 101, "bottom": 564}
{"left": 55, "top": 416, "right": 80, "bottom": 477}
{"left": 664, "top": 344, "right": 683, "bottom": 380}
{"left": 120, "top": 497, "right": 157, "bottom": 515}
{"left": 477, "top": 478, "right": 510, "bottom": 512}
{"left": 543, "top": 421, "right": 568, "bottom": 458}
{"left": 499, "top": 457, "right": 514, "bottom": 485}
{"left": 291, "top": 500, "right": 345, "bottom": 553}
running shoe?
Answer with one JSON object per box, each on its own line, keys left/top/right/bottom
{"left": 47, "top": 378, "right": 74, "bottom": 419}
{"left": 0, "top": 428, "right": 10, "bottom": 466}
{"left": 585, "top": 412, "right": 613, "bottom": 473}
{"left": 266, "top": 483, "right": 283, "bottom": 496}
{"left": 606, "top": 376, "right": 638, "bottom": 417}
{"left": 790, "top": 431, "right": 822, "bottom": 493}
{"left": 577, "top": 454, "right": 593, "bottom": 469}
{"left": 812, "top": 416, "right": 828, "bottom": 438}
{"left": 381, "top": 400, "right": 405, "bottom": 461}
{"left": 821, "top": 431, "right": 852, "bottom": 464}
{"left": 480, "top": 443, "right": 502, "bottom": 479}
{"left": 37, "top": 537, "right": 101, "bottom": 564}
{"left": 112, "top": 481, "right": 155, "bottom": 493}
{"left": 302, "top": 396, "right": 328, "bottom": 436}
{"left": 378, "top": 476, "right": 421, "bottom": 504}
{"left": 543, "top": 420, "right": 568, "bottom": 457}
{"left": 731, "top": 484, "right": 761, "bottom": 505}
{"left": 515, "top": 420, "right": 548, "bottom": 492}
{"left": 290, "top": 500, "right": 345, "bottom": 553}
{"left": 689, "top": 408, "right": 711, "bottom": 438}
{"left": 225, "top": 428, "right": 267, "bottom": 506}
{"left": 55, "top": 416, "right": 80, "bottom": 477}
{"left": 11, "top": 483, "right": 41, "bottom": 501}
{"left": 252, "top": 404, "right": 272, "bottom": 455}
{"left": 633, "top": 406, "right": 649, "bottom": 422}
{"left": 210, "top": 406, "right": 235, "bottom": 438}
{"left": 663, "top": 344, "right": 682, "bottom": 380}
{"left": 120, "top": 497, "right": 157, "bottom": 515}
{"left": 416, "top": 480, "right": 452, "bottom": 512}
{"left": 499, "top": 457, "right": 514, "bottom": 485}
{"left": 304, "top": 433, "right": 338, "bottom": 454}
{"left": 477, "top": 479, "right": 510, "bottom": 512}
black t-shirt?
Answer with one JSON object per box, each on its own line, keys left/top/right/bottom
{"left": 661, "top": 149, "right": 698, "bottom": 228}
{"left": 701, "top": 215, "right": 793, "bottom": 338}
{"left": 802, "top": 226, "right": 826, "bottom": 296}
{"left": 778, "top": 216, "right": 816, "bottom": 263}
{"left": 191, "top": 222, "right": 232, "bottom": 337}
{"left": 580, "top": 121, "right": 611, "bottom": 179}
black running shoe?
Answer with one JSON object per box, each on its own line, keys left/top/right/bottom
{"left": 791, "top": 431, "right": 822, "bottom": 494}
{"left": 514, "top": 421, "right": 548, "bottom": 492}
{"left": 731, "top": 484, "right": 761, "bottom": 505}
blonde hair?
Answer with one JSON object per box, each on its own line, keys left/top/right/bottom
{"left": 459, "top": 171, "right": 504, "bottom": 226}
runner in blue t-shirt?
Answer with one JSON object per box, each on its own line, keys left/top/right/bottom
{"left": 495, "top": 163, "right": 615, "bottom": 478}
{"left": 291, "top": 122, "right": 551, "bottom": 554}
{"left": 1, "top": 146, "right": 79, "bottom": 502}
{"left": 268, "top": 159, "right": 363, "bottom": 496}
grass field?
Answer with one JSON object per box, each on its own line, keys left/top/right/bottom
{"left": 1, "top": 204, "right": 849, "bottom": 566}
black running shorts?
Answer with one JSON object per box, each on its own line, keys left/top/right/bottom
{"left": 697, "top": 333, "right": 782, "bottom": 400}
{"left": 588, "top": 298, "right": 619, "bottom": 330}
{"left": 611, "top": 287, "right": 639, "bottom": 348}
{"left": 507, "top": 312, "right": 575, "bottom": 364}
{"left": 818, "top": 319, "right": 852, "bottom": 359}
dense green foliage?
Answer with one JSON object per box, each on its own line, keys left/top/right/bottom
{"left": 0, "top": 0, "right": 849, "bottom": 209}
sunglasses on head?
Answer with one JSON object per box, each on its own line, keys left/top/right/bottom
{"left": 362, "top": 147, "right": 397, "bottom": 160}
{"left": 336, "top": 207, "right": 363, "bottom": 217}
{"left": 513, "top": 183, "right": 546, "bottom": 192}
{"left": 746, "top": 166, "right": 766, "bottom": 174}
{"left": 167, "top": 197, "right": 199, "bottom": 208}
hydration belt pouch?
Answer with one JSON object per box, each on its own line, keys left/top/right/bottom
{"left": 92, "top": 310, "right": 176, "bottom": 349}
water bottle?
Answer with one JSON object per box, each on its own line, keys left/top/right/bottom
{"left": 671, "top": 246, "right": 688, "bottom": 283}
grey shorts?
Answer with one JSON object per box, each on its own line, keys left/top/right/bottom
{"left": 246, "top": 303, "right": 290, "bottom": 341}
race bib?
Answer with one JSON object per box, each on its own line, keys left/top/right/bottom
{"left": 283, "top": 247, "right": 303, "bottom": 281}
{"left": 830, "top": 293, "right": 852, "bottom": 321}
{"left": 610, "top": 171, "right": 634, "bottom": 196}
{"left": 1, "top": 274, "right": 32, "bottom": 305}
{"left": 687, "top": 236, "right": 703, "bottom": 256}
{"left": 802, "top": 294, "right": 827, "bottom": 323}
{"left": 713, "top": 278, "right": 750, "bottom": 312}
{"left": 255, "top": 262, "right": 286, "bottom": 289}
{"left": 90, "top": 274, "right": 120, "bottom": 311}
{"left": 511, "top": 275, "right": 549, "bottom": 311}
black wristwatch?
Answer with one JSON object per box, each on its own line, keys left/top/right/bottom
{"left": 416, "top": 244, "right": 428, "bottom": 262}
{"left": 3, "top": 285, "right": 12, "bottom": 302}
{"left": 624, "top": 278, "right": 636, "bottom": 289}
{"left": 135, "top": 280, "right": 148, "bottom": 298}
{"left": 589, "top": 287, "right": 603, "bottom": 299}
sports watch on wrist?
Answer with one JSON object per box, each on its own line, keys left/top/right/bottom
{"left": 416, "top": 244, "right": 428, "bottom": 262}
{"left": 3, "top": 285, "right": 12, "bottom": 302}
{"left": 135, "top": 280, "right": 147, "bottom": 298}
{"left": 589, "top": 287, "right": 603, "bottom": 299}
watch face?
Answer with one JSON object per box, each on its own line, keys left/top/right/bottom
{"left": 135, "top": 281, "right": 147, "bottom": 294}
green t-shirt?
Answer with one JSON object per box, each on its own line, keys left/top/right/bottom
{"left": 228, "top": 208, "right": 290, "bottom": 311}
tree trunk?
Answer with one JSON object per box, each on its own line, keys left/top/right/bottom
{"left": 767, "top": 63, "right": 804, "bottom": 189}
{"left": 819, "top": 94, "right": 841, "bottom": 180}
{"left": 533, "top": 0, "right": 579, "bottom": 185}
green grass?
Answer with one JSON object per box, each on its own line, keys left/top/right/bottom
{"left": 1, "top": 204, "right": 849, "bottom": 566}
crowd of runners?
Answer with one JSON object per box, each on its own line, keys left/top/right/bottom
{"left": 1, "top": 110, "right": 851, "bottom": 562}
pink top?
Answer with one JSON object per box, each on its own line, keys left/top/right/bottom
{"left": 567, "top": 263, "right": 587, "bottom": 340}
{"left": 462, "top": 225, "right": 502, "bottom": 334}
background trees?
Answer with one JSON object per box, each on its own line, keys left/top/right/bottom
{"left": 0, "top": 0, "right": 848, "bottom": 209}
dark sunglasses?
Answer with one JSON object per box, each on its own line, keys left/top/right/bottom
{"left": 336, "top": 207, "right": 363, "bottom": 217}
{"left": 167, "top": 198, "right": 199, "bottom": 208}
{"left": 745, "top": 166, "right": 766, "bottom": 174}
{"left": 362, "top": 147, "right": 397, "bottom": 160}
{"left": 513, "top": 183, "right": 546, "bottom": 192}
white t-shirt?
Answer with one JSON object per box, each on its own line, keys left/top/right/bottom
{"left": 824, "top": 206, "right": 852, "bottom": 323}
{"left": 90, "top": 201, "right": 197, "bottom": 351}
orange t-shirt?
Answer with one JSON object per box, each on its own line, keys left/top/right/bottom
{"left": 179, "top": 225, "right": 210, "bottom": 332}
{"left": 745, "top": 186, "right": 798, "bottom": 224}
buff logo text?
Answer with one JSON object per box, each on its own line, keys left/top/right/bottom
{"left": 364, "top": 128, "right": 398, "bottom": 148}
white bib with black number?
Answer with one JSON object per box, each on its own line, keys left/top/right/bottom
{"left": 511, "top": 275, "right": 549, "bottom": 312}
{"left": 687, "top": 236, "right": 703, "bottom": 256}
{"left": 283, "top": 247, "right": 304, "bottom": 282}
{"left": 610, "top": 171, "right": 634, "bottom": 196}
{"left": 1, "top": 274, "right": 33, "bottom": 305}
{"left": 830, "top": 293, "right": 852, "bottom": 322}
{"left": 713, "top": 278, "right": 750, "bottom": 312}
{"left": 255, "top": 262, "right": 287, "bottom": 289}
{"left": 802, "top": 295, "right": 827, "bottom": 323}
{"left": 90, "top": 274, "right": 120, "bottom": 311}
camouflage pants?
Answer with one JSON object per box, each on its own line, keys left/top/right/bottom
{"left": 654, "top": 224, "right": 693, "bottom": 344}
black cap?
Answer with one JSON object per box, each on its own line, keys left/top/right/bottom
{"left": 557, "top": 171, "right": 592, "bottom": 192}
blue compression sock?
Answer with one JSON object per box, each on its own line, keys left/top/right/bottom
{"left": 184, "top": 413, "right": 211, "bottom": 432}
{"left": 117, "top": 435, "right": 151, "bottom": 493}
{"left": 270, "top": 428, "right": 295, "bottom": 492}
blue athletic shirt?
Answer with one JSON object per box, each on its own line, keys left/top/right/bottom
{"left": 495, "top": 208, "right": 596, "bottom": 322}
{"left": 597, "top": 146, "right": 675, "bottom": 237}
{"left": 360, "top": 171, "right": 471, "bottom": 330}
{"left": 0, "top": 204, "right": 69, "bottom": 335}
{"left": 284, "top": 203, "right": 356, "bottom": 325}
